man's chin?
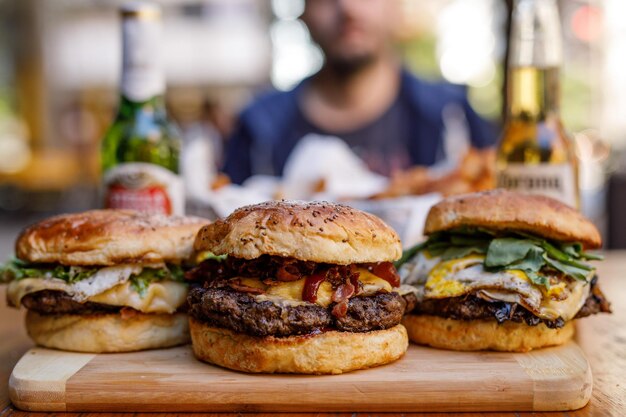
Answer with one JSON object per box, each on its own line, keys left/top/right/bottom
{"left": 326, "top": 52, "right": 377, "bottom": 76}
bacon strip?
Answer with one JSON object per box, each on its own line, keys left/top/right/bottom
{"left": 332, "top": 282, "right": 355, "bottom": 303}
{"left": 364, "top": 262, "right": 401, "bottom": 287}
{"left": 332, "top": 300, "right": 349, "bottom": 318}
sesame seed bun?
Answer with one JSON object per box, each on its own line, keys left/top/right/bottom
{"left": 424, "top": 190, "right": 601, "bottom": 249}
{"left": 16, "top": 210, "right": 209, "bottom": 265}
{"left": 194, "top": 201, "right": 402, "bottom": 264}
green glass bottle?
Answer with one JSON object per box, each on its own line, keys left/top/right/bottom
{"left": 101, "top": 2, "right": 184, "bottom": 215}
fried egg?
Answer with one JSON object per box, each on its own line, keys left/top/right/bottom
{"left": 406, "top": 253, "right": 589, "bottom": 321}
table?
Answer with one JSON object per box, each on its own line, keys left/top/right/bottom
{"left": 1, "top": 253, "right": 624, "bottom": 417}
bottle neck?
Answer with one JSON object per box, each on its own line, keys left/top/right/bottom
{"left": 120, "top": 12, "right": 164, "bottom": 102}
{"left": 118, "top": 95, "right": 166, "bottom": 118}
{"left": 507, "top": 0, "right": 562, "bottom": 121}
{"left": 507, "top": 66, "right": 560, "bottom": 121}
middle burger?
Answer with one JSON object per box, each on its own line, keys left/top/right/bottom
{"left": 186, "top": 200, "right": 409, "bottom": 374}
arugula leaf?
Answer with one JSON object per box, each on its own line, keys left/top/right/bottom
{"left": 525, "top": 270, "right": 550, "bottom": 287}
{"left": 560, "top": 242, "right": 582, "bottom": 258}
{"left": 394, "top": 241, "right": 427, "bottom": 269}
{"left": 509, "top": 246, "right": 544, "bottom": 273}
{"left": 396, "top": 227, "right": 600, "bottom": 288}
{"left": 557, "top": 242, "right": 603, "bottom": 261}
{"left": 542, "top": 254, "right": 592, "bottom": 282}
{"left": 485, "top": 238, "right": 538, "bottom": 267}
{"left": 579, "top": 251, "right": 604, "bottom": 261}
{"left": 441, "top": 245, "right": 486, "bottom": 261}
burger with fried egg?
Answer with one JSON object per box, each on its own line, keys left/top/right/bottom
{"left": 186, "top": 200, "right": 411, "bottom": 374}
{"left": 1, "top": 210, "right": 207, "bottom": 352}
{"left": 398, "top": 190, "right": 611, "bottom": 352}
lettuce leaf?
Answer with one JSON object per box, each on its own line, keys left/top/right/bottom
{"left": 1, "top": 258, "right": 187, "bottom": 298}
{"left": 129, "top": 265, "right": 186, "bottom": 297}
{"left": 0, "top": 258, "right": 98, "bottom": 284}
{"left": 397, "top": 228, "right": 602, "bottom": 288}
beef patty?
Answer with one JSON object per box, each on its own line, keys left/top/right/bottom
{"left": 403, "top": 278, "right": 611, "bottom": 329}
{"left": 19, "top": 290, "right": 188, "bottom": 315}
{"left": 20, "top": 290, "right": 122, "bottom": 314}
{"left": 188, "top": 286, "right": 406, "bottom": 337}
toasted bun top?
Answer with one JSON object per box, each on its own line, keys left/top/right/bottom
{"left": 424, "top": 190, "right": 602, "bottom": 249}
{"left": 194, "top": 200, "right": 402, "bottom": 264}
{"left": 16, "top": 210, "right": 209, "bottom": 265}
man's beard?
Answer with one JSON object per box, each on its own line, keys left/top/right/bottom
{"left": 325, "top": 52, "right": 377, "bottom": 78}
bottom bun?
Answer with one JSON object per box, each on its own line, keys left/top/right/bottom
{"left": 190, "top": 318, "right": 408, "bottom": 374}
{"left": 26, "top": 310, "right": 190, "bottom": 353}
{"left": 403, "top": 314, "right": 574, "bottom": 352}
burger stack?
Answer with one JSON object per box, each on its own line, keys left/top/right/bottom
{"left": 0, "top": 191, "right": 611, "bottom": 374}
{"left": 185, "top": 200, "right": 411, "bottom": 374}
{"left": 2, "top": 210, "right": 207, "bottom": 352}
{"left": 399, "top": 190, "right": 611, "bottom": 352}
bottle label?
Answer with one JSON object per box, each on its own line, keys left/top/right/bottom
{"left": 121, "top": 13, "right": 164, "bottom": 102}
{"left": 103, "top": 163, "right": 184, "bottom": 215}
{"left": 496, "top": 163, "right": 577, "bottom": 207}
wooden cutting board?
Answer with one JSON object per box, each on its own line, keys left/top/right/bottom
{"left": 8, "top": 342, "right": 592, "bottom": 413}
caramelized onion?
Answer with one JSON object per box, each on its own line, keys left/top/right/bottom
{"left": 228, "top": 279, "right": 265, "bottom": 294}
{"left": 276, "top": 265, "right": 302, "bottom": 282}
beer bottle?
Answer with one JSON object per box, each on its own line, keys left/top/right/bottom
{"left": 101, "top": 2, "right": 184, "bottom": 215}
{"left": 496, "top": 0, "right": 579, "bottom": 208}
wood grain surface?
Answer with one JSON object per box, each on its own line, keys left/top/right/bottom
{"left": 2, "top": 252, "right": 625, "bottom": 417}
{"left": 7, "top": 341, "right": 591, "bottom": 413}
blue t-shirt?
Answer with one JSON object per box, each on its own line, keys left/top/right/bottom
{"left": 223, "top": 69, "right": 497, "bottom": 184}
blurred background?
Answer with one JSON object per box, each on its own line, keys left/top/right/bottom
{"left": 0, "top": 0, "right": 624, "bottom": 254}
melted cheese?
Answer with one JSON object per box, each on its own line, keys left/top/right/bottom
{"left": 7, "top": 277, "right": 187, "bottom": 313}
{"left": 409, "top": 253, "right": 590, "bottom": 321}
{"left": 6, "top": 264, "right": 144, "bottom": 306}
{"left": 7, "top": 278, "right": 69, "bottom": 308}
{"left": 88, "top": 281, "right": 187, "bottom": 314}
{"left": 242, "top": 267, "right": 394, "bottom": 307}
{"left": 357, "top": 268, "right": 393, "bottom": 294}
{"left": 6, "top": 263, "right": 187, "bottom": 314}
{"left": 239, "top": 277, "right": 334, "bottom": 307}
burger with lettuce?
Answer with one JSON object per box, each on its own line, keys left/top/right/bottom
{"left": 1, "top": 210, "right": 207, "bottom": 352}
{"left": 398, "top": 190, "right": 611, "bottom": 352}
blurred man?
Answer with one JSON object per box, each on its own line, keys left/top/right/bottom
{"left": 223, "top": 0, "right": 496, "bottom": 184}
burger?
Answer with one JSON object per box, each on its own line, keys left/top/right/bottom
{"left": 1, "top": 210, "right": 207, "bottom": 352}
{"left": 186, "top": 201, "right": 410, "bottom": 374}
{"left": 399, "top": 190, "right": 611, "bottom": 352}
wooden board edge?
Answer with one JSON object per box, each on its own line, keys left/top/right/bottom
{"left": 515, "top": 341, "right": 593, "bottom": 411}
{"left": 9, "top": 348, "right": 96, "bottom": 412}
